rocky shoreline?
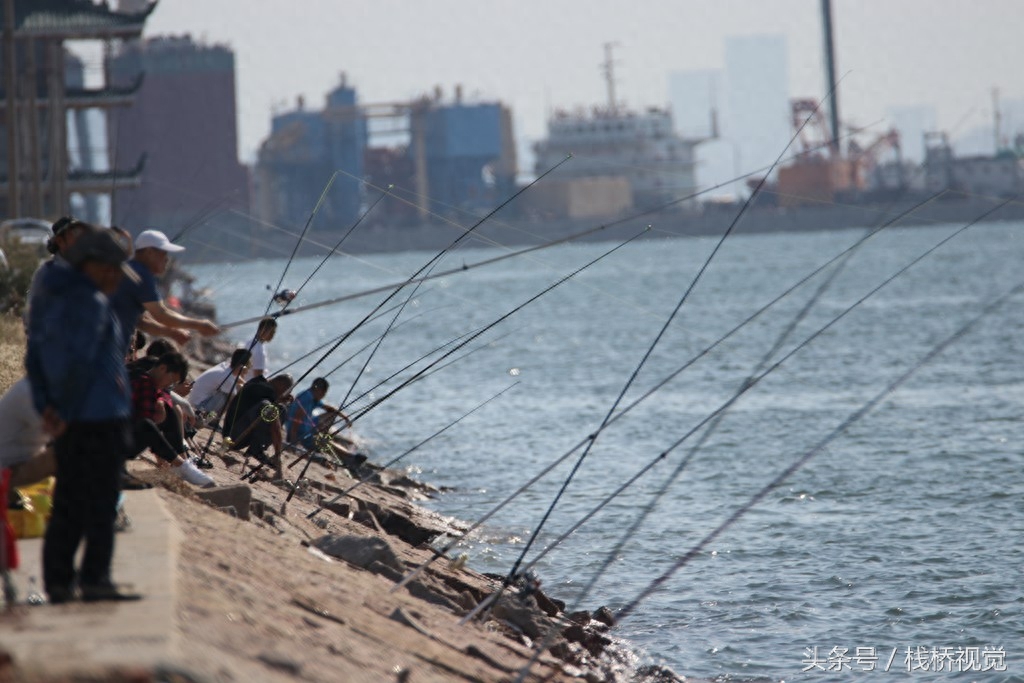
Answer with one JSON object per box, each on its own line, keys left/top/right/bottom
{"left": 4, "top": 419, "right": 686, "bottom": 682}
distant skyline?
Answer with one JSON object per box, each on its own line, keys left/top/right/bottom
{"left": 81, "top": 1, "right": 1023, "bottom": 173}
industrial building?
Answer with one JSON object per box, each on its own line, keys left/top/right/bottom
{"left": 0, "top": 0, "right": 151, "bottom": 220}
{"left": 254, "top": 79, "right": 517, "bottom": 233}
{"left": 106, "top": 33, "right": 250, "bottom": 244}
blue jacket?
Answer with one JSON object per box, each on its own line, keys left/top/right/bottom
{"left": 25, "top": 265, "right": 130, "bottom": 422}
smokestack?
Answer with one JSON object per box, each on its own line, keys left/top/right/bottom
{"left": 821, "top": 0, "right": 841, "bottom": 156}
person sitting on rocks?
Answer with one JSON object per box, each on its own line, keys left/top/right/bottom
{"left": 247, "top": 317, "right": 277, "bottom": 379}
{"left": 188, "top": 348, "right": 252, "bottom": 423}
{"left": 223, "top": 374, "right": 293, "bottom": 480}
{"left": 129, "top": 351, "right": 213, "bottom": 487}
{"left": 285, "top": 377, "right": 351, "bottom": 451}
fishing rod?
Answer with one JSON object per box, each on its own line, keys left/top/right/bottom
{"left": 262, "top": 171, "right": 343, "bottom": 319}
{"left": 242, "top": 228, "right": 647, "bottom": 483}
{"left": 482, "top": 195, "right": 1014, "bottom": 629}
{"left": 281, "top": 156, "right": 572, "bottom": 400}
{"left": 271, "top": 328, "right": 476, "bottom": 476}
{"left": 285, "top": 324, "right": 514, "bottom": 476}
{"left": 511, "top": 275, "right": 1024, "bottom": 682}
{"left": 282, "top": 376, "right": 512, "bottom": 516}
{"left": 238, "top": 158, "right": 573, "bottom": 478}
{"left": 219, "top": 124, "right": 874, "bottom": 333}
{"left": 340, "top": 228, "right": 647, "bottom": 429}
{"left": 287, "top": 381, "right": 520, "bottom": 511}
{"left": 273, "top": 296, "right": 443, "bottom": 378}
{"left": 392, "top": 189, "right": 947, "bottom": 592}
{"left": 459, "top": 234, "right": 864, "bottom": 625}
{"left": 270, "top": 186, "right": 392, "bottom": 321}
{"left": 581, "top": 159, "right": 946, "bottom": 594}
{"left": 466, "top": 234, "right": 871, "bottom": 625}
{"left": 466, "top": 85, "right": 838, "bottom": 620}
{"left": 196, "top": 171, "right": 353, "bottom": 458}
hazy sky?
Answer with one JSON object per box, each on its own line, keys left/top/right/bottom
{"left": 121, "top": 0, "right": 1022, "bottom": 165}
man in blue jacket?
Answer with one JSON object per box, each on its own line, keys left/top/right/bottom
{"left": 26, "top": 226, "right": 140, "bottom": 604}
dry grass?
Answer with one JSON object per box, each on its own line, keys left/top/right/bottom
{"left": 0, "top": 314, "right": 24, "bottom": 393}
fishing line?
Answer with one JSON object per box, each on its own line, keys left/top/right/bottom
{"left": 512, "top": 277, "right": 1024, "bottom": 682}
{"left": 272, "top": 295, "right": 443, "bottom": 378}
{"left": 270, "top": 186, "right": 392, "bottom": 320}
{"left": 473, "top": 85, "right": 840, "bottom": 616}
{"left": 401, "top": 328, "right": 516, "bottom": 390}
{"left": 198, "top": 172, "right": 372, "bottom": 458}
{"left": 335, "top": 237, "right": 440, "bottom": 415}
{"left": 262, "top": 171, "right": 343, "bottom": 319}
{"left": 285, "top": 265, "right": 435, "bottom": 489}
{"left": 244, "top": 229, "right": 643, "bottom": 482}
{"left": 340, "top": 228, "right": 646, "bottom": 429}
{"left": 282, "top": 156, "right": 572, "bottom": 398}
{"left": 236, "top": 127, "right": 874, "bottom": 333}
{"left": 219, "top": 223, "right": 607, "bottom": 330}
{"left": 531, "top": 197, "right": 1013, "bottom": 573}
{"left": 393, "top": 188, "right": 946, "bottom": 592}
{"left": 305, "top": 382, "right": 519, "bottom": 519}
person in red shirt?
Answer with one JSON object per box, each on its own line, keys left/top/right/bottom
{"left": 129, "top": 352, "right": 212, "bottom": 487}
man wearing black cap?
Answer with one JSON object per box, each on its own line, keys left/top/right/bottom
{"left": 25, "top": 225, "right": 141, "bottom": 603}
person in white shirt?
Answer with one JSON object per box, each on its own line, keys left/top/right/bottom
{"left": 247, "top": 317, "right": 276, "bottom": 380}
{"left": 0, "top": 377, "right": 53, "bottom": 487}
{"left": 189, "top": 348, "right": 252, "bottom": 421}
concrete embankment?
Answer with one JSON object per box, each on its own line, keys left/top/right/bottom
{"left": 2, "top": 423, "right": 684, "bottom": 682}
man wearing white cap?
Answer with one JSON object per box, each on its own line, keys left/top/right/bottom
{"left": 111, "top": 229, "right": 219, "bottom": 349}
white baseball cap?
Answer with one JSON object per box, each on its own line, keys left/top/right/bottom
{"left": 135, "top": 229, "right": 185, "bottom": 253}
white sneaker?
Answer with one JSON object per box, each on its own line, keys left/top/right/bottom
{"left": 173, "top": 460, "right": 216, "bottom": 488}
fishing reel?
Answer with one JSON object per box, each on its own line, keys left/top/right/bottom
{"left": 270, "top": 288, "right": 297, "bottom": 306}
{"left": 514, "top": 570, "right": 542, "bottom": 601}
{"left": 313, "top": 431, "right": 333, "bottom": 454}
{"left": 260, "top": 402, "right": 282, "bottom": 423}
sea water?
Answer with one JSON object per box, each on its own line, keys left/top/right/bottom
{"left": 191, "top": 220, "right": 1024, "bottom": 681}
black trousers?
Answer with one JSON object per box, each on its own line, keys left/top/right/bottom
{"left": 131, "top": 417, "right": 181, "bottom": 464}
{"left": 43, "top": 418, "right": 131, "bottom": 593}
{"left": 230, "top": 400, "right": 273, "bottom": 457}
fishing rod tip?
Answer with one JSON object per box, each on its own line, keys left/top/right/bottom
{"left": 565, "top": 152, "right": 574, "bottom": 160}
{"left": 645, "top": 224, "right": 653, "bottom": 232}
{"left": 387, "top": 183, "right": 395, "bottom": 190}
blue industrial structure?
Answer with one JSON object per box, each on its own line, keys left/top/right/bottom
{"left": 258, "top": 79, "right": 366, "bottom": 232}
{"left": 423, "top": 102, "right": 510, "bottom": 211}
{"left": 255, "top": 79, "right": 515, "bottom": 230}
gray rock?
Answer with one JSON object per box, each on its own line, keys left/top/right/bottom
{"left": 311, "top": 534, "right": 404, "bottom": 572}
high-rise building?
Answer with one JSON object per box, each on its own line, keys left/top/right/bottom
{"left": 669, "top": 69, "right": 742, "bottom": 198}
{"left": 106, "top": 35, "right": 249, "bottom": 244}
{"left": 724, "top": 35, "right": 790, "bottom": 186}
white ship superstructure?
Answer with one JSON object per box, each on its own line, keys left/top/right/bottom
{"left": 533, "top": 106, "right": 704, "bottom": 208}
{"left": 532, "top": 44, "right": 708, "bottom": 210}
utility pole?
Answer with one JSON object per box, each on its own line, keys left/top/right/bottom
{"left": 602, "top": 42, "right": 619, "bottom": 113}
{"left": 820, "top": 0, "right": 841, "bottom": 157}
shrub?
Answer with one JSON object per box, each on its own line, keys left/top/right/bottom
{"left": 0, "top": 239, "right": 44, "bottom": 317}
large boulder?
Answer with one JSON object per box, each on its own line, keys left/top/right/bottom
{"left": 311, "top": 534, "right": 404, "bottom": 572}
